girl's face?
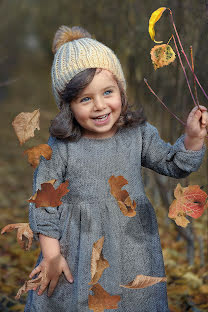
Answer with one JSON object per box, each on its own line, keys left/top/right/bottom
{"left": 70, "top": 69, "right": 122, "bottom": 139}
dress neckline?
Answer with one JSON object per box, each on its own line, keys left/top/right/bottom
{"left": 80, "top": 128, "right": 121, "bottom": 142}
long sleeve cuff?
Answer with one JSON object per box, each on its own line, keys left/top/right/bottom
{"left": 29, "top": 202, "right": 61, "bottom": 241}
{"left": 167, "top": 134, "right": 206, "bottom": 172}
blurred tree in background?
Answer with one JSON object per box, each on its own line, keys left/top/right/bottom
{"left": 0, "top": 0, "right": 208, "bottom": 311}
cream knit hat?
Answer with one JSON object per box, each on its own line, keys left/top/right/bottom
{"left": 51, "top": 26, "right": 126, "bottom": 109}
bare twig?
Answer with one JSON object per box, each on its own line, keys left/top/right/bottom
{"left": 144, "top": 78, "right": 186, "bottom": 125}
{"left": 172, "top": 35, "right": 197, "bottom": 107}
{"left": 190, "top": 46, "right": 200, "bottom": 108}
{"left": 168, "top": 8, "right": 208, "bottom": 101}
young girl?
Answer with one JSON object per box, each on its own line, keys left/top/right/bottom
{"left": 25, "top": 26, "right": 207, "bottom": 312}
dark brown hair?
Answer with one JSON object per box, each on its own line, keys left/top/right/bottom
{"left": 49, "top": 68, "right": 146, "bottom": 141}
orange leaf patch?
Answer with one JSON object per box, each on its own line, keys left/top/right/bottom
{"left": 89, "top": 236, "right": 109, "bottom": 285}
{"left": 28, "top": 180, "right": 69, "bottom": 208}
{"left": 1, "top": 223, "right": 33, "bottom": 250}
{"left": 150, "top": 44, "right": 175, "bottom": 70}
{"left": 108, "top": 176, "right": 136, "bottom": 217}
{"left": 120, "top": 274, "right": 167, "bottom": 289}
{"left": 12, "top": 109, "right": 40, "bottom": 145}
{"left": 168, "top": 184, "right": 208, "bottom": 227}
{"left": 88, "top": 283, "right": 121, "bottom": 312}
{"left": 23, "top": 144, "right": 52, "bottom": 168}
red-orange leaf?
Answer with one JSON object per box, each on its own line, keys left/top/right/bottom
{"left": 23, "top": 144, "right": 52, "bottom": 168}
{"left": 1, "top": 223, "right": 33, "bottom": 250}
{"left": 88, "top": 283, "right": 121, "bottom": 312}
{"left": 28, "top": 180, "right": 69, "bottom": 208}
{"left": 168, "top": 184, "right": 208, "bottom": 227}
{"left": 108, "top": 176, "right": 136, "bottom": 217}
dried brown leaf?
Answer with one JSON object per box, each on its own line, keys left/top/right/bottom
{"left": 89, "top": 236, "right": 109, "bottom": 285}
{"left": 120, "top": 274, "right": 167, "bottom": 289}
{"left": 1, "top": 223, "right": 33, "bottom": 250}
{"left": 28, "top": 180, "right": 69, "bottom": 208}
{"left": 29, "top": 179, "right": 56, "bottom": 201}
{"left": 23, "top": 144, "right": 52, "bottom": 168}
{"left": 12, "top": 109, "right": 40, "bottom": 145}
{"left": 15, "top": 272, "right": 46, "bottom": 300}
{"left": 108, "top": 176, "right": 136, "bottom": 217}
{"left": 88, "top": 283, "right": 121, "bottom": 312}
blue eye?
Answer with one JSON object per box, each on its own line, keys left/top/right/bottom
{"left": 80, "top": 97, "right": 90, "bottom": 103}
{"left": 104, "top": 90, "right": 112, "bottom": 95}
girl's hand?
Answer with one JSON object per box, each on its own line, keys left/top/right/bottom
{"left": 29, "top": 254, "right": 74, "bottom": 297}
{"left": 184, "top": 105, "right": 208, "bottom": 150}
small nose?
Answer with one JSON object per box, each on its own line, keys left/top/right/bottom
{"left": 93, "top": 97, "right": 107, "bottom": 110}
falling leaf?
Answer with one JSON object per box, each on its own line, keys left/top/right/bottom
{"left": 15, "top": 273, "right": 46, "bottom": 299}
{"left": 150, "top": 44, "right": 176, "bottom": 70}
{"left": 149, "top": 7, "right": 167, "bottom": 43}
{"left": 89, "top": 236, "right": 109, "bottom": 285}
{"left": 1, "top": 223, "right": 33, "bottom": 250}
{"left": 23, "top": 144, "right": 52, "bottom": 168}
{"left": 168, "top": 184, "right": 208, "bottom": 227}
{"left": 120, "top": 274, "right": 167, "bottom": 289}
{"left": 28, "top": 180, "right": 69, "bottom": 208}
{"left": 29, "top": 179, "right": 56, "bottom": 201}
{"left": 88, "top": 283, "right": 121, "bottom": 312}
{"left": 12, "top": 109, "right": 40, "bottom": 145}
{"left": 108, "top": 176, "right": 136, "bottom": 217}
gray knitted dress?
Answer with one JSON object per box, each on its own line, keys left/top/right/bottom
{"left": 25, "top": 122, "right": 205, "bottom": 312}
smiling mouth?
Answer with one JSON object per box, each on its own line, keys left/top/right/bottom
{"left": 92, "top": 113, "right": 110, "bottom": 120}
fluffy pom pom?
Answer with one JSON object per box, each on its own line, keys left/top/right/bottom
{"left": 52, "top": 25, "right": 92, "bottom": 54}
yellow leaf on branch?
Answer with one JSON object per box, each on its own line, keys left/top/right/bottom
{"left": 149, "top": 7, "right": 167, "bottom": 43}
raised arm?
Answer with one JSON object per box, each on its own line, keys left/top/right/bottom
{"left": 141, "top": 119, "right": 206, "bottom": 179}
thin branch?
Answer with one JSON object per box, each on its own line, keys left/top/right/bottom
{"left": 172, "top": 34, "right": 197, "bottom": 107}
{"left": 168, "top": 8, "right": 208, "bottom": 101}
{"left": 144, "top": 78, "right": 186, "bottom": 125}
{"left": 190, "top": 46, "right": 200, "bottom": 108}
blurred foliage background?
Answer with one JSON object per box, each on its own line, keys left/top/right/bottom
{"left": 0, "top": 0, "right": 208, "bottom": 311}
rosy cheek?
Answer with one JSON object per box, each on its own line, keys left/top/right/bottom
{"left": 76, "top": 110, "right": 89, "bottom": 121}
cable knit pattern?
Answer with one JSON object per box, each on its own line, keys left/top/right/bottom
{"left": 51, "top": 37, "right": 126, "bottom": 109}
{"left": 25, "top": 122, "right": 205, "bottom": 312}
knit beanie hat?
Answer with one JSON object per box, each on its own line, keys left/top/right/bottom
{"left": 51, "top": 26, "right": 126, "bottom": 109}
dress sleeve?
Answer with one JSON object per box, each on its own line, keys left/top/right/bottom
{"left": 141, "top": 122, "right": 206, "bottom": 178}
{"left": 29, "top": 136, "right": 67, "bottom": 241}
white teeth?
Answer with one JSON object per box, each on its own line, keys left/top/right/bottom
{"left": 97, "top": 114, "right": 107, "bottom": 119}
{"left": 94, "top": 114, "right": 109, "bottom": 120}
